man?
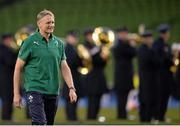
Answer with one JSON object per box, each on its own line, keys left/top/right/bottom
{"left": 152, "top": 24, "right": 174, "bottom": 122}
{"left": 112, "top": 26, "right": 136, "bottom": 119}
{"left": 13, "top": 10, "right": 77, "bottom": 125}
{"left": 62, "top": 30, "right": 84, "bottom": 121}
{"left": 0, "top": 33, "right": 17, "bottom": 121}
{"left": 137, "top": 31, "right": 158, "bottom": 122}
{"left": 83, "top": 28, "right": 109, "bottom": 120}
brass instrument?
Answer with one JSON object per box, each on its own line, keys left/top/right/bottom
{"left": 127, "top": 33, "right": 143, "bottom": 44}
{"left": 77, "top": 44, "right": 92, "bottom": 75}
{"left": 15, "top": 24, "right": 35, "bottom": 47}
{"left": 77, "top": 27, "right": 115, "bottom": 75}
{"left": 92, "top": 27, "right": 115, "bottom": 47}
{"left": 92, "top": 27, "right": 115, "bottom": 58}
{"left": 127, "top": 24, "right": 145, "bottom": 44}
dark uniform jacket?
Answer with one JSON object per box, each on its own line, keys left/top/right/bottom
{"left": 62, "top": 43, "right": 84, "bottom": 98}
{"left": 112, "top": 39, "right": 136, "bottom": 93}
{"left": 83, "top": 41, "right": 108, "bottom": 96}
{"left": 0, "top": 44, "right": 17, "bottom": 99}
{"left": 152, "top": 37, "right": 174, "bottom": 94}
{"left": 138, "top": 44, "right": 158, "bottom": 101}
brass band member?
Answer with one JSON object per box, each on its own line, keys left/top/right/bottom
{"left": 83, "top": 28, "right": 109, "bottom": 120}
{"left": 152, "top": 24, "right": 174, "bottom": 122}
{"left": 138, "top": 31, "right": 158, "bottom": 122}
{"left": 112, "top": 26, "right": 136, "bottom": 119}
{"left": 0, "top": 33, "right": 17, "bottom": 121}
{"left": 62, "top": 30, "right": 84, "bottom": 121}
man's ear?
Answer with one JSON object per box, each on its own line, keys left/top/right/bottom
{"left": 37, "top": 21, "right": 41, "bottom": 27}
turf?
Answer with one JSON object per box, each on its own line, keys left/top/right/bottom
{"left": 0, "top": 107, "right": 180, "bottom": 125}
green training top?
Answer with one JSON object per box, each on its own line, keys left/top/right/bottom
{"left": 18, "top": 30, "right": 66, "bottom": 95}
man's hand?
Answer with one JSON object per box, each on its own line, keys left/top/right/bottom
{"left": 69, "top": 89, "right": 77, "bottom": 103}
{"left": 13, "top": 94, "right": 22, "bottom": 109}
{"left": 100, "top": 46, "right": 110, "bottom": 60}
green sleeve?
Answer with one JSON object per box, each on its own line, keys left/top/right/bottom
{"left": 18, "top": 40, "right": 31, "bottom": 61}
{"left": 61, "top": 42, "right": 66, "bottom": 61}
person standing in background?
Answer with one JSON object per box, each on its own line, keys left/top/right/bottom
{"left": 153, "top": 24, "right": 174, "bottom": 122}
{"left": 83, "top": 28, "right": 109, "bottom": 120}
{"left": 137, "top": 31, "right": 158, "bottom": 122}
{"left": 0, "top": 33, "right": 17, "bottom": 121}
{"left": 62, "top": 30, "right": 84, "bottom": 121}
{"left": 112, "top": 26, "right": 136, "bottom": 120}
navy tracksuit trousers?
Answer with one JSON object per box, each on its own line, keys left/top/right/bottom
{"left": 26, "top": 91, "right": 58, "bottom": 125}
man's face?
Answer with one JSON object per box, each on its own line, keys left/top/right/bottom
{"left": 66, "top": 35, "right": 78, "bottom": 45}
{"left": 3, "top": 37, "right": 14, "bottom": 48}
{"left": 86, "top": 33, "right": 94, "bottom": 43}
{"left": 118, "top": 31, "right": 128, "bottom": 41}
{"left": 160, "top": 31, "right": 170, "bottom": 42}
{"left": 143, "top": 36, "right": 153, "bottom": 45}
{"left": 37, "top": 15, "right": 55, "bottom": 34}
{"left": 164, "top": 31, "right": 170, "bottom": 41}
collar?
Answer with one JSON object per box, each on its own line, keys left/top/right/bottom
{"left": 35, "top": 29, "right": 53, "bottom": 41}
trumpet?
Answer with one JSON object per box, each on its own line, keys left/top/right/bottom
{"left": 127, "top": 33, "right": 143, "bottom": 44}
{"left": 128, "top": 24, "right": 146, "bottom": 45}
{"left": 127, "top": 24, "right": 145, "bottom": 44}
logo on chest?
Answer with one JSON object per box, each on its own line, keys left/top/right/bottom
{"left": 54, "top": 40, "right": 59, "bottom": 47}
{"left": 33, "top": 41, "right": 40, "bottom": 45}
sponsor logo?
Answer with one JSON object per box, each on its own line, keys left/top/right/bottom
{"left": 54, "top": 40, "right": 58, "bottom": 47}
{"left": 28, "top": 95, "right": 33, "bottom": 103}
{"left": 33, "top": 41, "right": 39, "bottom": 45}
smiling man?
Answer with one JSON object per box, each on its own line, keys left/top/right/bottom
{"left": 13, "top": 10, "right": 77, "bottom": 125}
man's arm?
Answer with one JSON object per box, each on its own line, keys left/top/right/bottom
{"left": 13, "top": 58, "right": 25, "bottom": 108}
{"left": 61, "top": 60, "right": 77, "bottom": 103}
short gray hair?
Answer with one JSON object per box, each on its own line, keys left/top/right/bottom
{"left": 37, "top": 9, "right": 54, "bottom": 21}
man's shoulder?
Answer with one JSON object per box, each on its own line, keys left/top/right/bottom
{"left": 20, "top": 34, "right": 35, "bottom": 47}
{"left": 153, "top": 38, "right": 164, "bottom": 47}
{"left": 0, "top": 44, "right": 4, "bottom": 48}
{"left": 0, "top": 44, "right": 4, "bottom": 53}
{"left": 27, "top": 33, "right": 38, "bottom": 40}
{"left": 52, "top": 35, "right": 65, "bottom": 45}
{"left": 138, "top": 44, "right": 145, "bottom": 50}
{"left": 0, "top": 44, "right": 9, "bottom": 52}
{"left": 138, "top": 44, "right": 149, "bottom": 53}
